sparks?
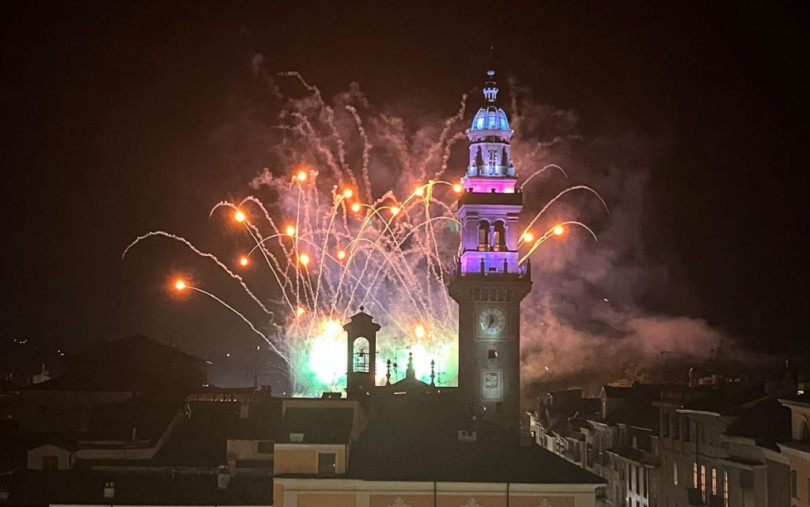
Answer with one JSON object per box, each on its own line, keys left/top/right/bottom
{"left": 336, "top": 249, "right": 347, "bottom": 261}
{"left": 285, "top": 224, "right": 296, "bottom": 237}
{"left": 173, "top": 278, "right": 187, "bottom": 291}
{"left": 296, "top": 169, "right": 308, "bottom": 182}
{"left": 296, "top": 306, "right": 306, "bottom": 318}
{"left": 342, "top": 188, "right": 353, "bottom": 199}
{"left": 238, "top": 255, "right": 249, "bottom": 267}
{"left": 298, "top": 252, "right": 311, "bottom": 266}
{"left": 390, "top": 205, "right": 400, "bottom": 216}
{"left": 452, "top": 183, "right": 463, "bottom": 193}
{"left": 233, "top": 210, "right": 246, "bottom": 223}
{"left": 351, "top": 202, "right": 362, "bottom": 213}
{"left": 415, "top": 324, "right": 425, "bottom": 339}
{"left": 414, "top": 186, "right": 425, "bottom": 197}
{"left": 522, "top": 231, "right": 535, "bottom": 243}
{"left": 553, "top": 224, "right": 565, "bottom": 236}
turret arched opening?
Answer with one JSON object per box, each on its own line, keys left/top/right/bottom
{"left": 493, "top": 221, "right": 506, "bottom": 251}
{"left": 478, "top": 220, "right": 491, "bottom": 251}
{"left": 352, "top": 337, "right": 370, "bottom": 373}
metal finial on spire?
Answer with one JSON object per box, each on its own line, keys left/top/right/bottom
{"left": 386, "top": 359, "right": 391, "bottom": 386}
{"left": 406, "top": 351, "right": 415, "bottom": 380}
{"left": 430, "top": 359, "right": 436, "bottom": 387}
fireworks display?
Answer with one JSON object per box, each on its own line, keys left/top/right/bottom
{"left": 122, "top": 71, "right": 605, "bottom": 396}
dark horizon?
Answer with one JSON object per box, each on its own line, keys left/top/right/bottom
{"left": 4, "top": 1, "right": 809, "bottom": 387}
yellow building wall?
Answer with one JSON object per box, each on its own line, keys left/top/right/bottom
{"left": 371, "top": 494, "right": 436, "bottom": 507}
{"left": 367, "top": 492, "right": 577, "bottom": 507}
{"left": 510, "top": 495, "right": 575, "bottom": 507}
{"left": 274, "top": 446, "right": 347, "bottom": 474}
{"left": 437, "top": 494, "right": 506, "bottom": 507}
{"left": 792, "top": 455, "right": 810, "bottom": 506}
{"left": 297, "top": 493, "right": 356, "bottom": 507}
{"left": 275, "top": 483, "right": 581, "bottom": 507}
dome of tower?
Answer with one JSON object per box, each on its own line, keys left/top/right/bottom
{"left": 469, "top": 69, "right": 510, "bottom": 133}
{"left": 470, "top": 105, "right": 510, "bottom": 132}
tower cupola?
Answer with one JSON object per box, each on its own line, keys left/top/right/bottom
{"left": 465, "top": 69, "right": 516, "bottom": 191}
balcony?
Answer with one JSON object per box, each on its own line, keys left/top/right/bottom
{"left": 457, "top": 190, "right": 523, "bottom": 207}
{"left": 450, "top": 256, "right": 531, "bottom": 280}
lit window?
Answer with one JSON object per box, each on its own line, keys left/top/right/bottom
{"left": 712, "top": 468, "right": 717, "bottom": 496}
{"left": 693, "top": 462, "right": 698, "bottom": 488}
{"left": 724, "top": 471, "right": 729, "bottom": 507}
{"left": 674, "top": 461, "right": 678, "bottom": 486}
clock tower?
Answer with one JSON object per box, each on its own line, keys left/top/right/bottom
{"left": 448, "top": 69, "right": 532, "bottom": 435}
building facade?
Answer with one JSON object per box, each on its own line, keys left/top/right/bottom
{"left": 779, "top": 394, "right": 810, "bottom": 507}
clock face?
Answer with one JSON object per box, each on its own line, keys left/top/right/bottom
{"left": 478, "top": 307, "right": 506, "bottom": 337}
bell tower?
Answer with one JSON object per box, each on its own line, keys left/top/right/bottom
{"left": 344, "top": 307, "right": 380, "bottom": 399}
{"left": 448, "top": 69, "right": 532, "bottom": 435}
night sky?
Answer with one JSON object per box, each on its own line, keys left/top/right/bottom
{"left": 3, "top": 1, "right": 809, "bottom": 385}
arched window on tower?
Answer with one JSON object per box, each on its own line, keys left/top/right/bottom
{"left": 493, "top": 221, "right": 506, "bottom": 251}
{"left": 478, "top": 220, "right": 490, "bottom": 251}
{"left": 352, "top": 337, "right": 370, "bottom": 373}
{"left": 800, "top": 419, "right": 809, "bottom": 443}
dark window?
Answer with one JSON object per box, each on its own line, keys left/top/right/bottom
{"left": 318, "top": 452, "right": 336, "bottom": 475}
{"left": 741, "top": 469, "right": 754, "bottom": 490}
{"left": 488, "top": 349, "right": 498, "bottom": 359}
{"left": 792, "top": 469, "right": 798, "bottom": 498}
{"left": 42, "top": 456, "right": 58, "bottom": 470}
{"left": 257, "top": 441, "right": 273, "bottom": 454}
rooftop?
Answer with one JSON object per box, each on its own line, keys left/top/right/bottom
{"left": 343, "top": 395, "right": 603, "bottom": 485}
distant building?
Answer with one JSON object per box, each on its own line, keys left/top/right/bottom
{"left": 8, "top": 385, "right": 278, "bottom": 505}
{"left": 274, "top": 392, "right": 604, "bottom": 507}
{"left": 778, "top": 393, "right": 810, "bottom": 507}
{"left": 657, "top": 381, "right": 793, "bottom": 507}
{"left": 531, "top": 377, "right": 798, "bottom": 507}
{"left": 19, "top": 335, "right": 207, "bottom": 434}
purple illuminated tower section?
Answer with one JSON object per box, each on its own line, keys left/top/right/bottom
{"left": 449, "top": 69, "right": 532, "bottom": 436}
{"left": 458, "top": 69, "right": 523, "bottom": 276}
